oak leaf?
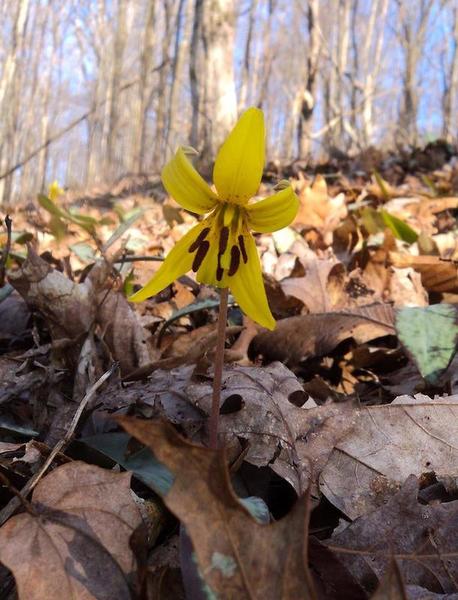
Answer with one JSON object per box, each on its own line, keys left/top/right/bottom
{"left": 119, "top": 416, "right": 318, "bottom": 600}
{"left": 0, "top": 461, "right": 142, "bottom": 600}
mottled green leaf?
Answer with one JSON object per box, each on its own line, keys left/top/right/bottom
{"left": 396, "top": 304, "right": 457, "bottom": 384}
{"left": 80, "top": 432, "right": 174, "bottom": 495}
{"left": 37, "top": 194, "right": 67, "bottom": 218}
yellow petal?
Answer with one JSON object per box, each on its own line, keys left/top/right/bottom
{"left": 245, "top": 186, "right": 299, "bottom": 233}
{"left": 162, "top": 148, "right": 219, "bottom": 214}
{"left": 129, "top": 222, "right": 208, "bottom": 302}
{"left": 48, "top": 180, "right": 64, "bottom": 201}
{"left": 229, "top": 233, "right": 275, "bottom": 330}
{"left": 213, "top": 107, "right": 265, "bottom": 204}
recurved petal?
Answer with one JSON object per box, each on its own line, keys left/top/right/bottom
{"left": 213, "top": 107, "right": 265, "bottom": 205}
{"left": 162, "top": 148, "right": 219, "bottom": 214}
{"left": 129, "top": 222, "right": 208, "bottom": 302}
{"left": 245, "top": 186, "right": 299, "bottom": 233}
{"left": 229, "top": 233, "right": 275, "bottom": 330}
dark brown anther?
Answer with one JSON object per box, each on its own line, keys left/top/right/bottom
{"left": 228, "top": 245, "right": 240, "bottom": 276}
{"left": 216, "top": 265, "right": 224, "bottom": 281}
{"left": 188, "top": 227, "right": 210, "bottom": 253}
{"left": 218, "top": 226, "right": 229, "bottom": 255}
{"left": 192, "top": 241, "right": 210, "bottom": 272}
{"left": 216, "top": 255, "right": 224, "bottom": 281}
{"left": 238, "top": 235, "right": 248, "bottom": 263}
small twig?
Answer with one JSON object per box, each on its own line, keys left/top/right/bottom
{"left": 0, "top": 472, "right": 36, "bottom": 516}
{"left": 0, "top": 363, "right": 117, "bottom": 526}
{"left": 114, "top": 255, "right": 165, "bottom": 264}
{"left": 209, "top": 288, "right": 229, "bottom": 449}
{"left": 0, "top": 215, "right": 12, "bottom": 286}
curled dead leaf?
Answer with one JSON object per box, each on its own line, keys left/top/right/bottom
{"left": 251, "top": 304, "right": 395, "bottom": 366}
{"left": 118, "top": 416, "right": 318, "bottom": 600}
{"left": 186, "top": 362, "right": 357, "bottom": 495}
{"left": 389, "top": 252, "right": 458, "bottom": 293}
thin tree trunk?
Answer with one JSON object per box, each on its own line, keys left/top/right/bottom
{"left": 200, "top": 0, "right": 237, "bottom": 161}
{"left": 297, "top": 0, "right": 320, "bottom": 158}
{"left": 189, "top": 0, "right": 204, "bottom": 150}
{"left": 238, "top": 0, "right": 257, "bottom": 112}
{"left": 132, "top": 0, "right": 156, "bottom": 173}
{"left": 153, "top": 1, "right": 172, "bottom": 169}
{"left": 164, "top": 0, "right": 188, "bottom": 156}
{"left": 0, "top": 0, "right": 30, "bottom": 203}
{"left": 443, "top": 7, "right": 458, "bottom": 142}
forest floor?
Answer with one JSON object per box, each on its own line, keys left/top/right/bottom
{"left": 0, "top": 141, "right": 457, "bottom": 599}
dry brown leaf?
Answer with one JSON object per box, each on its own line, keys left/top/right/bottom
{"left": 97, "top": 289, "right": 150, "bottom": 374}
{"left": 118, "top": 417, "right": 318, "bottom": 600}
{"left": 384, "top": 196, "right": 458, "bottom": 235}
{"left": 251, "top": 304, "right": 395, "bottom": 366}
{"left": 0, "top": 360, "right": 48, "bottom": 407}
{"left": 8, "top": 246, "right": 95, "bottom": 341}
{"left": 229, "top": 316, "right": 259, "bottom": 362}
{"left": 327, "top": 476, "right": 458, "bottom": 595}
{"left": 281, "top": 255, "right": 347, "bottom": 312}
{"left": 123, "top": 325, "right": 242, "bottom": 382}
{"left": 8, "top": 248, "right": 150, "bottom": 375}
{"left": 320, "top": 394, "right": 458, "bottom": 520}
{"left": 186, "top": 362, "right": 356, "bottom": 494}
{"left": 308, "top": 537, "right": 367, "bottom": 599}
{"left": 389, "top": 252, "right": 458, "bottom": 293}
{"left": 161, "top": 323, "right": 217, "bottom": 358}
{"left": 388, "top": 267, "right": 428, "bottom": 307}
{"left": 0, "top": 292, "right": 30, "bottom": 343}
{"left": 294, "top": 175, "right": 348, "bottom": 243}
{"left": 370, "top": 560, "right": 408, "bottom": 600}
{"left": 0, "top": 461, "right": 142, "bottom": 600}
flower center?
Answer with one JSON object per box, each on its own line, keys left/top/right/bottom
{"left": 187, "top": 202, "right": 249, "bottom": 284}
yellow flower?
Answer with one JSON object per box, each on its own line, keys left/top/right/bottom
{"left": 130, "top": 107, "right": 298, "bottom": 329}
{"left": 48, "top": 180, "right": 64, "bottom": 201}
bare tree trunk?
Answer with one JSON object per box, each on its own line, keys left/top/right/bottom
{"left": 200, "top": 0, "right": 237, "bottom": 160}
{"left": 297, "top": 0, "right": 320, "bottom": 158}
{"left": 164, "top": 0, "right": 187, "bottom": 156}
{"left": 101, "top": 0, "right": 128, "bottom": 180}
{"left": 132, "top": 0, "right": 156, "bottom": 173}
{"left": 255, "top": 0, "right": 276, "bottom": 109}
{"left": 0, "top": 0, "right": 30, "bottom": 203}
{"left": 189, "top": 0, "right": 204, "bottom": 150}
{"left": 322, "top": 0, "right": 351, "bottom": 153}
{"left": 37, "top": 5, "right": 61, "bottom": 191}
{"left": 153, "top": 1, "right": 172, "bottom": 169}
{"left": 443, "top": 6, "right": 458, "bottom": 143}
{"left": 238, "top": 0, "right": 257, "bottom": 112}
{"left": 396, "top": 0, "right": 435, "bottom": 147}
{"left": 360, "top": 0, "right": 388, "bottom": 145}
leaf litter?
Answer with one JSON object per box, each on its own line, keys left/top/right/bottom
{"left": 0, "top": 149, "right": 457, "bottom": 598}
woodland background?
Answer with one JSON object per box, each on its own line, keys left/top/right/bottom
{"left": 0, "top": 1, "right": 458, "bottom": 599}
{"left": 1, "top": 0, "right": 458, "bottom": 203}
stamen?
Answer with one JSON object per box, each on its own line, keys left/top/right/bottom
{"left": 216, "top": 266, "right": 224, "bottom": 281}
{"left": 238, "top": 235, "right": 248, "bottom": 263}
{"left": 188, "top": 227, "right": 210, "bottom": 253}
{"left": 216, "top": 255, "right": 224, "bottom": 281}
{"left": 192, "top": 241, "right": 210, "bottom": 272}
{"left": 228, "top": 245, "right": 240, "bottom": 276}
{"left": 219, "top": 227, "right": 229, "bottom": 255}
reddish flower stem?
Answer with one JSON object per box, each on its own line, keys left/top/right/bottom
{"left": 209, "top": 287, "right": 229, "bottom": 449}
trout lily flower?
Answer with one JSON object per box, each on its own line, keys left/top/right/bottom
{"left": 48, "top": 180, "right": 64, "bottom": 201}
{"left": 130, "top": 107, "right": 299, "bottom": 329}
